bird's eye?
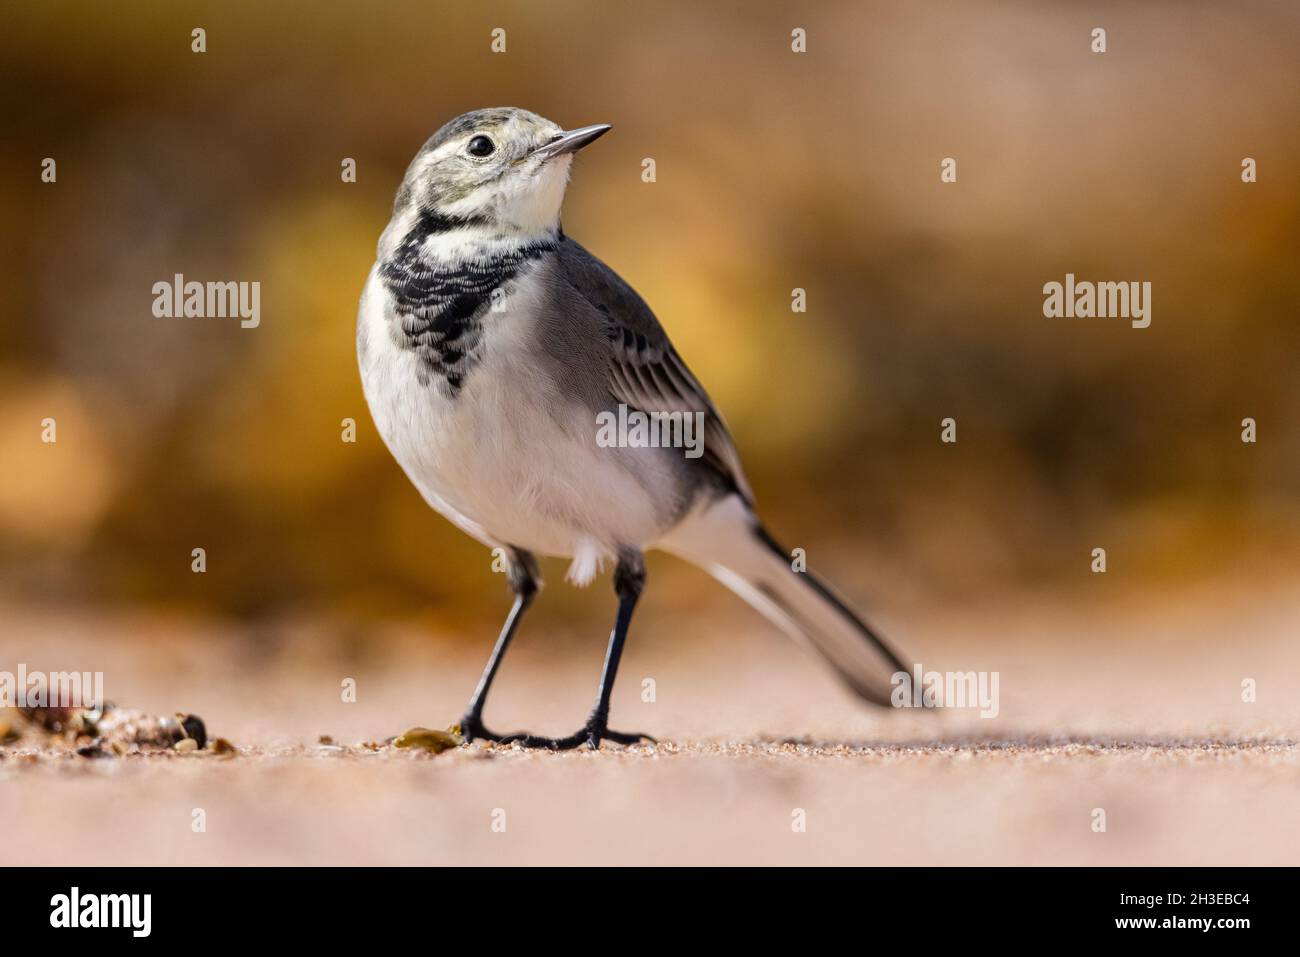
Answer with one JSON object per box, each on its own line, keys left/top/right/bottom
{"left": 467, "top": 135, "right": 495, "bottom": 157}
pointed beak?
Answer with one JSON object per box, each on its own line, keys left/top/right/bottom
{"left": 530, "top": 124, "right": 612, "bottom": 162}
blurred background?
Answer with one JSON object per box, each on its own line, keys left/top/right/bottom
{"left": 4, "top": 0, "right": 1300, "bottom": 867}
{"left": 2, "top": 0, "right": 1298, "bottom": 655}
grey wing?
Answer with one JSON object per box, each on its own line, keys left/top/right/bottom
{"left": 553, "top": 237, "right": 754, "bottom": 505}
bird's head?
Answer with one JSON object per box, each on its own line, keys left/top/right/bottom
{"left": 393, "top": 107, "right": 610, "bottom": 238}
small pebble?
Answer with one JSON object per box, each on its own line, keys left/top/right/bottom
{"left": 393, "top": 727, "right": 463, "bottom": 753}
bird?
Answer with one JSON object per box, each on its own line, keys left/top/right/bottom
{"left": 357, "top": 107, "right": 912, "bottom": 749}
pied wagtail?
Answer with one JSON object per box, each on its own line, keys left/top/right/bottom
{"left": 357, "top": 108, "right": 912, "bottom": 748}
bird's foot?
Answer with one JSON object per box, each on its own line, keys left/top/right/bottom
{"left": 456, "top": 712, "right": 506, "bottom": 744}
{"left": 499, "top": 715, "right": 656, "bottom": 751}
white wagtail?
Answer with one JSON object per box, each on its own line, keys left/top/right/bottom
{"left": 358, "top": 108, "right": 911, "bottom": 749}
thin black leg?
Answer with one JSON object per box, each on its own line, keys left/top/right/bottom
{"left": 588, "top": 555, "right": 643, "bottom": 731}
{"left": 501, "top": 550, "right": 656, "bottom": 750}
{"left": 459, "top": 549, "right": 539, "bottom": 743}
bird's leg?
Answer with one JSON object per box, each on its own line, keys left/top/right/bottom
{"left": 458, "top": 550, "right": 540, "bottom": 743}
{"left": 501, "top": 551, "right": 656, "bottom": 750}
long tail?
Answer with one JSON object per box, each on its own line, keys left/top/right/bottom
{"left": 658, "top": 494, "right": 910, "bottom": 706}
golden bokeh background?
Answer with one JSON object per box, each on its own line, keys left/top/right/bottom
{"left": 3, "top": 0, "right": 1298, "bottom": 643}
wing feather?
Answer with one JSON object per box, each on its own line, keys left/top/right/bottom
{"left": 554, "top": 238, "right": 754, "bottom": 504}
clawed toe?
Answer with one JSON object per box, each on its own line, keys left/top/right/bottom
{"left": 498, "top": 730, "right": 586, "bottom": 750}
{"left": 458, "top": 713, "right": 506, "bottom": 744}
{"left": 460, "top": 710, "right": 655, "bottom": 749}
{"left": 601, "top": 728, "right": 657, "bottom": 746}
{"left": 499, "top": 721, "right": 656, "bottom": 751}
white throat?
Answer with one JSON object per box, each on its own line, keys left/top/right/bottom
{"left": 445, "top": 154, "right": 573, "bottom": 238}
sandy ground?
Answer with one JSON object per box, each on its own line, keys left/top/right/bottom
{"left": 3, "top": 578, "right": 1299, "bottom": 866}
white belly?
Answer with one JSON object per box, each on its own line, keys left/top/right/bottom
{"left": 356, "top": 265, "right": 675, "bottom": 584}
